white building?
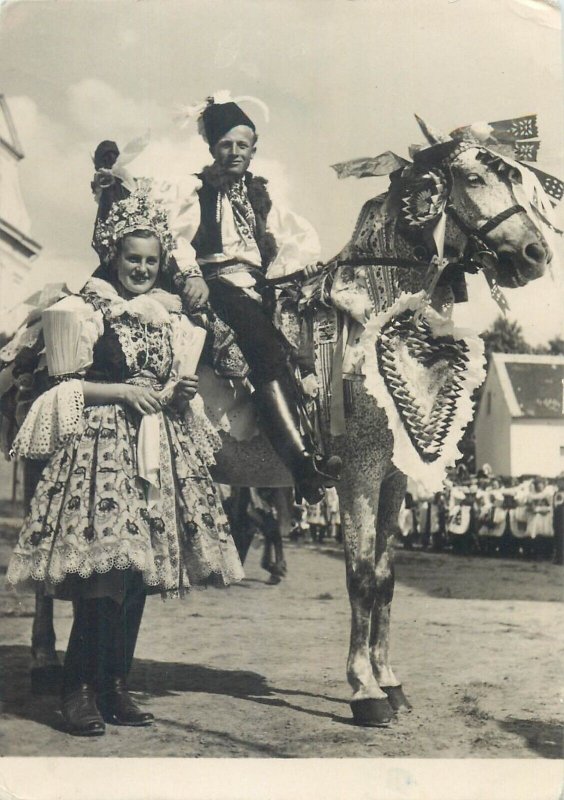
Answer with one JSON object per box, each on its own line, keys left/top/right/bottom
{"left": 0, "top": 94, "right": 41, "bottom": 311}
{"left": 475, "top": 353, "right": 564, "bottom": 478}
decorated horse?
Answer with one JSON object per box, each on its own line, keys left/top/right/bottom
{"left": 208, "top": 111, "right": 559, "bottom": 725}
{"left": 5, "top": 113, "right": 560, "bottom": 726}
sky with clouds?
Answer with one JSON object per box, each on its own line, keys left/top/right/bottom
{"left": 1, "top": 0, "right": 562, "bottom": 343}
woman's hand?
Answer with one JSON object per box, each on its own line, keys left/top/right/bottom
{"left": 121, "top": 385, "right": 163, "bottom": 416}
{"left": 170, "top": 375, "right": 199, "bottom": 410}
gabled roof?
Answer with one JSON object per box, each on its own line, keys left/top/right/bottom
{"left": 490, "top": 353, "right": 564, "bottom": 419}
{"left": 0, "top": 95, "right": 24, "bottom": 160}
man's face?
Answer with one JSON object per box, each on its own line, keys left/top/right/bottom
{"left": 210, "top": 125, "right": 256, "bottom": 179}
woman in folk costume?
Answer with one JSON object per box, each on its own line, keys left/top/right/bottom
{"left": 160, "top": 93, "right": 342, "bottom": 503}
{"left": 7, "top": 172, "right": 244, "bottom": 737}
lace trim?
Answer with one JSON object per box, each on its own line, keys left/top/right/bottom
{"left": 82, "top": 278, "right": 182, "bottom": 323}
{"left": 11, "top": 379, "right": 84, "bottom": 459}
{"left": 7, "top": 542, "right": 181, "bottom": 592}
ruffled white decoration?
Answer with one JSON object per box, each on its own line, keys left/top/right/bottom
{"left": 361, "top": 292, "right": 486, "bottom": 494}
{"left": 11, "top": 379, "right": 84, "bottom": 459}
{"left": 42, "top": 296, "right": 103, "bottom": 377}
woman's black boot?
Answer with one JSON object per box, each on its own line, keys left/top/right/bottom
{"left": 61, "top": 599, "right": 105, "bottom": 736}
{"left": 99, "top": 576, "right": 154, "bottom": 726}
{"left": 99, "top": 676, "right": 154, "bottom": 726}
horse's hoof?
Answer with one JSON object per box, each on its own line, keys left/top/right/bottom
{"left": 266, "top": 574, "right": 282, "bottom": 585}
{"left": 350, "top": 697, "right": 394, "bottom": 727}
{"left": 382, "top": 685, "right": 412, "bottom": 713}
{"left": 31, "top": 664, "right": 63, "bottom": 695}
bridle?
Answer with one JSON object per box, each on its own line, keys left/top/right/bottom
{"left": 445, "top": 201, "right": 528, "bottom": 269}
{"left": 266, "top": 156, "right": 531, "bottom": 296}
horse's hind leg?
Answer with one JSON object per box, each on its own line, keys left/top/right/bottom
{"left": 270, "top": 488, "right": 291, "bottom": 577}
{"left": 260, "top": 488, "right": 290, "bottom": 583}
{"left": 370, "top": 469, "right": 412, "bottom": 713}
{"left": 228, "top": 487, "right": 255, "bottom": 564}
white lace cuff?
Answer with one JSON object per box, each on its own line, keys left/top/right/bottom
{"left": 11, "top": 379, "right": 84, "bottom": 459}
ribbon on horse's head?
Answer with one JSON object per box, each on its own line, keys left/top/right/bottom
{"left": 301, "top": 114, "right": 563, "bottom": 313}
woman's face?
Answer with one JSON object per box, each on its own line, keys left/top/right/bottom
{"left": 115, "top": 234, "right": 161, "bottom": 297}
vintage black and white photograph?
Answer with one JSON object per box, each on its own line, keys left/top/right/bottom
{"left": 0, "top": 0, "right": 562, "bottom": 797}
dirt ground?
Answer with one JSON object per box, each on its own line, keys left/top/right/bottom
{"left": 0, "top": 516, "right": 562, "bottom": 759}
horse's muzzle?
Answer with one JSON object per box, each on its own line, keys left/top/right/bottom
{"left": 496, "top": 236, "right": 551, "bottom": 287}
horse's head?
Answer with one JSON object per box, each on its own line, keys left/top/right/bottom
{"left": 401, "top": 136, "right": 552, "bottom": 288}
{"left": 445, "top": 146, "right": 550, "bottom": 286}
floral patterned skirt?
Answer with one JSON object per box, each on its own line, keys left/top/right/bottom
{"left": 7, "top": 403, "right": 244, "bottom": 597}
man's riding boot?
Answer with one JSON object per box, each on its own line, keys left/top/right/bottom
{"left": 61, "top": 599, "right": 105, "bottom": 736}
{"left": 253, "top": 378, "right": 342, "bottom": 504}
{"left": 99, "top": 578, "right": 154, "bottom": 726}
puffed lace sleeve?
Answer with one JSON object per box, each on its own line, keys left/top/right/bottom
{"left": 11, "top": 296, "right": 103, "bottom": 460}
{"left": 264, "top": 202, "right": 321, "bottom": 280}
{"left": 157, "top": 175, "right": 204, "bottom": 286}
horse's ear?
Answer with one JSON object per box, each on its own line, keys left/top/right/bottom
{"left": 414, "top": 114, "right": 452, "bottom": 145}
{"left": 397, "top": 163, "right": 450, "bottom": 230}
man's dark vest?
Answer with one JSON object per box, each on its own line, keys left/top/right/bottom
{"left": 191, "top": 171, "right": 278, "bottom": 269}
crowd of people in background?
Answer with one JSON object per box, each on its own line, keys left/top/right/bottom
{"left": 398, "top": 465, "right": 564, "bottom": 564}
{"left": 277, "top": 465, "right": 564, "bottom": 566}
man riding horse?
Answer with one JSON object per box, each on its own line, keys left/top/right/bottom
{"left": 160, "top": 96, "right": 342, "bottom": 504}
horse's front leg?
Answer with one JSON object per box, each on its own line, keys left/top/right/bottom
{"left": 370, "top": 469, "right": 412, "bottom": 712}
{"left": 339, "top": 463, "right": 394, "bottom": 726}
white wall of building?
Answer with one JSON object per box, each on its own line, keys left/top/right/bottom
{"left": 0, "top": 235, "right": 33, "bottom": 310}
{"left": 510, "top": 418, "right": 564, "bottom": 477}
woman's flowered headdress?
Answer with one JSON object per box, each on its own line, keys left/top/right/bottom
{"left": 92, "top": 178, "right": 176, "bottom": 265}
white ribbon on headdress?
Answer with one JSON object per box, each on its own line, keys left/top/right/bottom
{"left": 91, "top": 131, "right": 150, "bottom": 201}
{"left": 174, "top": 90, "right": 270, "bottom": 138}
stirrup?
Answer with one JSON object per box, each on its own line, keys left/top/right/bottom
{"left": 298, "top": 454, "right": 342, "bottom": 504}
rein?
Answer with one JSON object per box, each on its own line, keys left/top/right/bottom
{"left": 264, "top": 254, "right": 455, "bottom": 286}
{"left": 265, "top": 199, "right": 527, "bottom": 319}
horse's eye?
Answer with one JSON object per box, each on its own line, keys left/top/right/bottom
{"left": 465, "top": 173, "right": 485, "bottom": 187}
{"left": 507, "top": 167, "right": 522, "bottom": 184}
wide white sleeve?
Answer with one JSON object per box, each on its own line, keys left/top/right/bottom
{"left": 11, "top": 298, "right": 103, "bottom": 459}
{"left": 264, "top": 202, "right": 321, "bottom": 279}
{"left": 157, "top": 175, "right": 203, "bottom": 278}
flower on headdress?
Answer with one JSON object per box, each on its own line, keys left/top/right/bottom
{"left": 93, "top": 179, "right": 177, "bottom": 264}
